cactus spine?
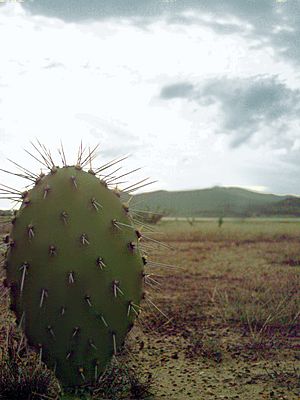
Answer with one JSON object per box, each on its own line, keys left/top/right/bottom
{"left": 2, "top": 144, "right": 150, "bottom": 388}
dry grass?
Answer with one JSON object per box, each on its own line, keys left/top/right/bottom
{"left": 0, "top": 219, "right": 299, "bottom": 398}
{"left": 146, "top": 220, "right": 300, "bottom": 336}
{"left": 138, "top": 220, "right": 300, "bottom": 397}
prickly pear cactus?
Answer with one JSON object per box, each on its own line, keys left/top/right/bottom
{"left": 2, "top": 145, "right": 150, "bottom": 388}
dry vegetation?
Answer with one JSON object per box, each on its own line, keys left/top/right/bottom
{"left": 135, "top": 220, "right": 300, "bottom": 399}
{"left": 0, "top": 219, "right": 299, "bottom": 399}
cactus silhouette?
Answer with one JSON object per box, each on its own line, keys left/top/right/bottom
{"left": 1, "top": 142, "right": 155, "bottom": 389}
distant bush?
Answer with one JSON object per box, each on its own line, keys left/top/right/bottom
{"left": 134, "top": 207, "right": 167, "bottom": 225}
{"left": 0, "top": 210, "right": 12, "bottom": 216}
{"left": 187, "top": 217, "right": 195, "bottom": 226}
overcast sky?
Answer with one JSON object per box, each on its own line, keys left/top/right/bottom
{"left": 1, "top": 0, "right": 300, "bottom": 202}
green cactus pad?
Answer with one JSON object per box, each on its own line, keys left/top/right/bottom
{"left": 6, "top": 166, "right": 144, "bottom": 387}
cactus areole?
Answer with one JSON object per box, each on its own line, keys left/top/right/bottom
{"left": 5, "top": 161, "right": 145, "bottom": 388}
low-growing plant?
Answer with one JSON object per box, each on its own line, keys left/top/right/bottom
{"left": 92, "top": 356, "right": 153, "bottom": 399}
{"left": 133, "top": 207, "right": 166, "bottom": 225}
{"left": 210, "top": 279, "right": 300, "bottom": 341}
{"left": 186, "top": 332, "right": 223, "bottom": 363}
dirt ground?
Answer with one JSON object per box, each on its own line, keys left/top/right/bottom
{"left": 127, "top": 221, "right": 300, "bottom": 399}
{"left": 0, "top": 219, "right": 299, "bottom": 399}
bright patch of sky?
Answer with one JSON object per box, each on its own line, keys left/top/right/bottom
{"left": 0, "top": 0, "right": 300, "bottom": 207}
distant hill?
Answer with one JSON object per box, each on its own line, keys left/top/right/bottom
{"left": 130, "top": 186, "right": 300, "bottom": 217}
{"left": 253, "top": 196, "right": 300, "bottom": 217}
{"left": 1, "top": 186, "right": 299, "bottom": 218}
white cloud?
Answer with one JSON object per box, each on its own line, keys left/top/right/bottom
{"left": 0, "top": 1, "right": 299, "bottom": 209}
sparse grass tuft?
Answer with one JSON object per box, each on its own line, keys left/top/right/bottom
{"left": 92, "top": 357, "right": 153, "bottom": 399}
{"left": 62, "top": 356, "right": 153, "bottom": 399}
{"left": 0, "top": 355, "right": 59, "bottom": 400}
{"left": 211, "top": 275, "right": 300, "bottom": 340}
{"left": 185, "top": 332, "right": 223, "bottom": 363}
{"left": 0, "top": 324, "right": 59, "bottom": 400}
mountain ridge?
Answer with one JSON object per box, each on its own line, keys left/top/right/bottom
{"left": 130, "top": 186, "right": 300, "bottom": 217}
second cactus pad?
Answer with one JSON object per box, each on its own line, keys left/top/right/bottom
{"left": 6, "top": 166, "right": 144, "bottom": 387}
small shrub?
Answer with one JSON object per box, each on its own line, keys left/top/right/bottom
{"left": 0, "top": 347, "right": 59, "bottom": 400}
{"left": 92, "top": 357, "right": 153, "bottom": 399}
{"left": 134, "top": 207, "right": 166, "bottom": 225}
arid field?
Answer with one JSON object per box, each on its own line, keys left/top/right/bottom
{"left": 0, "top": 219, "right": 299, "bottom": 399}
